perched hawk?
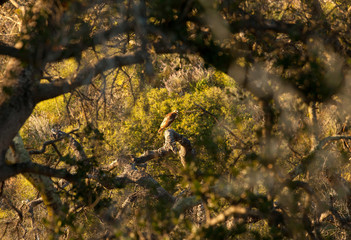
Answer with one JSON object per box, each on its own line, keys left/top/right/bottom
{"left": 158, "top": 110, "right": 178, "bottom": 133}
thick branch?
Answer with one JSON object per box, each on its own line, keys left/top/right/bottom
{"left": 26, "top": 129, "right": 175, "bottom": 202}
{"left": 0, "top": 42, "right": 29, "bottom": 60}
{"left": 133, "top": 129, "right": 193, "bottom": 167}
{"left": 316, "top": 135, "right": 351, "bottom": 150}
{"left": 206, "top": 205, "right": 261, "bottom": 227}
{"left": 172, "top": 196, "right": 201, "bottom": 218}
{"left": 47, "top": 22, "right": 134, "bottom": 63}
{"left": 6, "top": 162, "right": 78, "bottom": 182}
{"left": 229, "top": 13, "right": 308, "bottom": 38}
{"left": 3, "top": 135, "right": 64, "bottom": 221}
{"left": 35, "top": 40, "right": 191, "bottom": 104}
{"left": 33, "top": 52, "right": 145, "bottom": 103}
{"left": 121, "top": 163, "right": 175, "bottom": 203}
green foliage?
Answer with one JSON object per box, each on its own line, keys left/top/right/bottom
{"left": 3, "top": 0, "right": 351, "bottom": 239}
{"left": 13, "top": 50, "right": 265, "bottom": 238}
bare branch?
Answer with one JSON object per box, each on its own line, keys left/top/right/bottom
{"left": 187, "top": 205, "right": 262, "bottom": 239}
{"left": 8, "top": 0, "right": 19, "bottom": 7}
{"left": 5, "top": 161, "right": 78, "bottom": 182}
{"left": 207, "top": 205, "right": 261, "bottom": 227}
{"left": 172, "top": 196, "right": 201, "bottom": 217}
{"left": 102, "top": 156, "right": 131, "bottom": 172}
{"left": 0, "top": 42, "right": 29, "bottom": 60}
{"left": 133, "top": 129, "right": 194, "bottom": 167}
{"left": 289, "top": 135, "right": 351, "bottom": 179}
{"left": 28, "top": 139, "right": 60, "bottom": 155}
{"left": 33, "top": 52, "right": 145, "bottom": 103}
{"left": 308, "top": 102, "right": 319, "bottom": 148}
{"left": 316, "top": 135, "right": 351, "bottom": 150}
{"left": 47, "top": 22, "right": 134, "bottom": 63}
{"left": 0, "top": 181, "right": 4, "bottom": 197}
{"left": 35, "top": 40, "right": 191, "bottom": 104}
{"left": 120, "top": 163, "right": 175, "bottom": 203}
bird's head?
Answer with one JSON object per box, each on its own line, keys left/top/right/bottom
{"left": 173, "top": 110, "right": 179, "bottom": 114}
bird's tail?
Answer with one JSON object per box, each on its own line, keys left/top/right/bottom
{"left": 158, "top": 128, "right": 163, "bottom": 133}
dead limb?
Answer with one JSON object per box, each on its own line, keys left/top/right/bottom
{"left": 133, "top": 129, "right": 194, "bottom": 167}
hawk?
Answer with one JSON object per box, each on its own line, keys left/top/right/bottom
{"left": 158, "top": 110, "right": 178, "bottom": 133}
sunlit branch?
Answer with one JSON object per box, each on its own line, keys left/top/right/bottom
{"left": 2, "top": 196, "right": 23, "bottom": 222}
{"left": 8, "top": 0, "right": 19, "bottom": 8}
{"left": 187, "top": 205, "right": 262, "bottom": 240}
{"left": 133, "top": 129, "right": 193, "bottom": 167}
{"left": 172, "top": 196, "right": 201, "bottom": 217}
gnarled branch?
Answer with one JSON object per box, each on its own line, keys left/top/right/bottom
{"left": 133, "top": 129, "right": 194, "bottom": 167}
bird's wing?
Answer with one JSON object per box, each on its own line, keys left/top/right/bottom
{"left": 158, "top": 112, "right": 178, "bottom": 133}
{"left": 170, "top": 112, "right": 178, "bottom": 121}
{"left": 159, "top": 116, "right": 169, "bottom": 129}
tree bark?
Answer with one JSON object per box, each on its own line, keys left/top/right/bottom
{"left": 133, "top": 129, "right": 194, "bottom": 167}
{"left": 4, "top": 135, "right": 64, "bottom": 233}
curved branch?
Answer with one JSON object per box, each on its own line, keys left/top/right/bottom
{"left": 25, "top": 128, "right": 175, "bottom": 203}
{"left": 33, "top": 52, "right": 145, "bottom": 103}
{"left": 172, "top": 196, "right": 201, "bottom": 217}
{"left": 316, "top": 135, "right": 351, "bottom": 150}
{"left": 289, "top": 135, "right": 351, "bottom": 179}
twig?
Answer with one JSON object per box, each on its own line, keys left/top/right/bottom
{"left": 289, "top": 135, "right": 351, "bottom": 179}
{"left": 29, "top": 137, "right": 65, "bottom": 155}
{"left": 309, "top": 102, "right": 319, "bottom": 149}
{"left": 287, "top": 143, "right": 303, "bottom": 157}
{"left": 29, "top": 128, "right": 79, "bottom": 155}
{"left": 0, "top": 222, "right": 10, "bottom": 239}
{"left": 329, "top": 196, "right": 351, "bottom": 229}
{"left": 195, "top": 103, "right": 246, "bottom": 146}
{"left": 3, "top": 196, "right": 23, "bottom": 223}
{"left": 9, "top": 0, "right": 19, "bottom": 8}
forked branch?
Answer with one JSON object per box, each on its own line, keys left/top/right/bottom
{"left": 133, "top": 129, "right": 194, "bottom": 167}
